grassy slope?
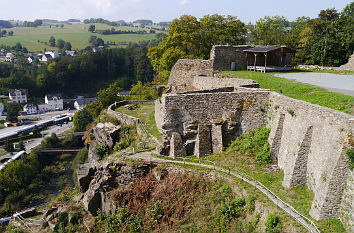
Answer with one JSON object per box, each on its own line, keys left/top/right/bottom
{"left": 115, "top": 104, "right": 161, "bottom": 140}
{"left": 0, "top": 23, "right": 158, "bottom": 51}
{"left": 225, "top": 71, "right": 354, "bottom": 115}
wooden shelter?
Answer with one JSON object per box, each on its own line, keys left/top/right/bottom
{"left": 244, "top": 46, "right": 296, "bottom": 72}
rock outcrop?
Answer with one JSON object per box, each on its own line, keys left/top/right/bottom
{"left": 339, "top": 53, "right": 354, "bottom": 71}
{"left": 78, "top": 160, "right": 155, "bottom": 216}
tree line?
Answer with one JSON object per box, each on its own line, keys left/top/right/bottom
{"left": 22, "top": 19, "right": 42, "bottom": 27}
{"left": 148, "top": 2, "right": 353, "bottom": 81}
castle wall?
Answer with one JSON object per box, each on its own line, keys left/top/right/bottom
{"left": 210, "top": 45, "right": 252, "bottom": 71}
{"left": 192, "top": 76, "right": 259, "bottom": 90}
{"left": 156, "top": 90, "right": 269, "bottom": 156}
{"left": 167, "top": 59, "right": 213, "bottom": 93}
{"left": 268, "top": 92, "right": 353, "bottom": 221}
{"left": 340, "top": 170, "right": 354, "bottom": 232}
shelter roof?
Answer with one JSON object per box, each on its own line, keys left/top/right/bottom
{"left": 244, "top": 46, "right": 295, "bottom": 53}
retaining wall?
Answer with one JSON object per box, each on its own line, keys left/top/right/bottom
{"left": 107, "top": 100, "right": 154, "bottom": 126}
{"left": 268, "top": 92, "right": 354, "bottom": 223}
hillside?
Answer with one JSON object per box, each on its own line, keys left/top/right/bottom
{"left": 0, "top": 23, "right": 162, "bottom": 51}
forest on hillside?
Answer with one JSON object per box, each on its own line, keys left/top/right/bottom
{"left": 0, "top": 45, "right": 153, "bottom": 97}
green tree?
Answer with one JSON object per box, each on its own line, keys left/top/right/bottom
{"left": 33, "top": 19, "right": 42, "bottom": 27}
{"left": 49, "top": 36, "right": 56, "bottom": 47}
{"left": 88, "top": 24, "right": 96, "bottom": 33}
{"left": 64, "top": 42, "right": 72, "bottom": 51}
{"left": 73, "top": 109, "right": 93, "bottom": 132}
{"left": 249, "top": 15, "right": 289, "bottom": 45}
{"left": 42, "top": 133, "right": 61, "bottom": 148}
{"left": 147, "top": 14, "right": 246, "bottom": 81}
{"left": 97, "top": 81, "right": 122, "bottom": 107}
{"left": 4, "top": 140, "right": 14, "bottom": 152}
{"left": 56, "top": 39, "right": 65, "bottom": 49}
{"left": 130, "top": 81, "right": 158, "bottom": 100}
{"left": 18, "top": 141, "right": 25, "bottom": 151}
{"left": 32, "top": 126, "right": 41, "bottom": 137}
{"left": 13, "top": 42, "right": 22, "bottom": 52}
{"left": 6, "top": 103, "right": 20, "bottom": 123}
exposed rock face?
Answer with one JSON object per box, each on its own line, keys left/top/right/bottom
{"left": 86, "top": 122, "right": 121, "bottom": 162}
{"left": 91, "top": 122, "right": 121, "bottom": 149}
{"left": 78, "top": 160, "right": 155, "bottom": 216}
{"left": 339, "top": 53, "right": 354, "bottom": 71}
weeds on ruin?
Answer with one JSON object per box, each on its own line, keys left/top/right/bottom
{"left": 230, "top": 126, "right": 271, "bottom": 164}
{"left": 95, "top": 143, "right": 110, "bottom": 160}
{"left": 347, "top": 149, "right": 354, "bottom": 170}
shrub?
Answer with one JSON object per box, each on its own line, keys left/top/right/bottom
{"left": 287, "top": 109, "right": 296, "bottom": 117}
{"left": 231, "top": 127, "right": 271, "bottom": 164}
{"left": 347, "top": 149, "right": 354, "bottom": 170}
{"left": 246, "top": 196, "right": 256, "bottom": 213}
{"left": 219, "top": 197, "right": 245, "bottom": 220}
{"left": 265, "top": 212, "right": 282, "bottom": 233}
{"left": 95, "top": 144, "right": 109, "bottom": 160}
{"left": 129, "top": 215, "right": 143, "bottom": 233}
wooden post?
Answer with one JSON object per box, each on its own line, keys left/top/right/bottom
{"left": 254, "top": 53, "right": 257, "bottom": 72}
{"left": 246, "top": 52, "right": 248, "bottom": 69}
{"left": 264, "top": 53, "right": 267, "bottom": 73}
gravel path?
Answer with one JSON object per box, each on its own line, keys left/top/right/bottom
{"left": 127, "top": 151, "right": 321, "bottom": 233}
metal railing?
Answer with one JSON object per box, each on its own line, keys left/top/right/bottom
{"left": 149, "top": 155, "right": 321, "bottom": 233}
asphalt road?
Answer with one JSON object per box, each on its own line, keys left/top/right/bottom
{"left": 274, "top": 72, "right": 354, "bottom": 96}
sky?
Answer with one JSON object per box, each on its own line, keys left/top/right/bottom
{"left": 0, "top": 0, "right": 352, "bottom": 23}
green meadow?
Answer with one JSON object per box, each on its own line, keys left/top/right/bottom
{"left": 0, "top": 23, "right": 159, "bottom": 51}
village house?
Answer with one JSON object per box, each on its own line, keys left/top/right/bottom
{"left": 38, "top": 94, "right": 63, "bottom": 112}
{"left": 41, "top": 54, "right": 52, "bottom": 62}
{"left": 5, "top": 53, "right": 14, "bottom": 62}
{"left": 45, "top": 50, "right": 60, "bottom": 59}
{"left": 92, "top": 46, "right": 105, "bottom": 52}
{"left": 28, "top": 56, "right": 35, "bottom": 64}
{"left": 8, "top": 89, "right": 27, "bottom": 104}
{"left": 74, "top": 97, "right": 97, "bottom": 110}
{"left": 23, "top": 103, "right": 38, "bottom": 115}
{"left": 65, "top": 50, "right": 77, "bottom": 57}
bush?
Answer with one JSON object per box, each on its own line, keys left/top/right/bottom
{"left": 347, "top": 149, "right": 354, "bottom": 170}
{"left": 95, "top": 144, "right": 109, "bottom": 160}
{"left": 246, "top": 196, "right": 256, "bottom": 213}
{"left": 219, "top": 197, "right": 245, "bottom": 220}
{"left": 231, "top": 127, "right": 271, "bottom": 164}
{"left": 129, "top": 215, "right": 143, "bottom": 233}
{"left": 265, "top": 212, "right": 282, "bottom": 233}
{"left": 73, "top": 109, "right": 93, "bottom": 132}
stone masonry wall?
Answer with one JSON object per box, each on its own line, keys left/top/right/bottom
{"left": 267, "top": 92, "right": 354, "bottom": 222}
{"left": 156, "top": 90, "right": 269, "bottom": 157}
{"left": 167, "top": 59, "right": 213, "bottom": 93}
{"left": 210, "top": 45, "right": 253, "bottom": 71}
{"left": 340, "top": 170, "right": 354, "bottom": 232}
{"left": 192, "top": 76, "right": 259, "bottom": 90}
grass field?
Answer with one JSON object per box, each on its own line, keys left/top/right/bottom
{"left": 0, "top": 23, "right": 159, "bottom": 51}
{"left": 115, "top": 104, "right": 161, "bottom": 140}
{"left": 225, "top": 71, "right": 354, "bottom": 115}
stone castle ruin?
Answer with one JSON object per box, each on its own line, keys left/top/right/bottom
{"left": 155, "top": 45, "right": 354, "bottom": 231}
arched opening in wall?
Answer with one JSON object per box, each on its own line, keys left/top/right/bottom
{"left": 222, "top": 106, "right": 243, "bottom": 147}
